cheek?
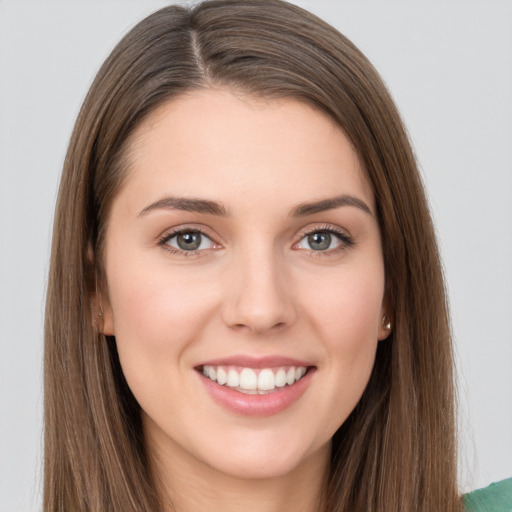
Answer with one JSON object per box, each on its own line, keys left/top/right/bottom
{"left": 320, "top": 280, "right": 381, "bottom": 379}
{"left": 301, "top": 260, "right": 384, "bottom": 345}
{"left": 297, "top": 261, "right": 383, "bottom": 427}
{"left": 108, "top": 258, "right": 216, "bottom": 336}
{"left": 105, "top": 259, "right": 218, "bottom": 386}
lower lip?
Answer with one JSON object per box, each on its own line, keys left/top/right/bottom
{"left": 198, "top": 369, "right": 315, "bottom": 417}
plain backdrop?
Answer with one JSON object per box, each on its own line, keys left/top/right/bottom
{"left": 1, "top": 1, "right": 511, "bottom": 510}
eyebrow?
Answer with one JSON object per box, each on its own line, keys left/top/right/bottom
{"left": 290, "top": 194, "right": 373, "bottom": 217}
{"left": 138, "top": 193, "right": 372, "bottom": 218}
{"left": 138, "top": 196, "right": 229, "bottom": 217}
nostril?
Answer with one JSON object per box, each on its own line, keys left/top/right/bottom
{"left": 228, "top": 320, "right": 289, "bottom": 334}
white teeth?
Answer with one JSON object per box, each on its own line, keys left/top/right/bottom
{"left": 216, "top": 367, "right": 227, "bottom": 385}
{"left": 295, "top": 366, "right": 306, "bottom": 381}
{"left": 257, "top": 369, "right": 275, "bottom": 391}
{"left": 239, "top": 368, "right": 257, "bottom": 390}
{"left": 227, "top": 368, "right": 240, "bottom": 387}
{"left": 201, "top": 364, "right": 308, "bottom": 392}
{"left": 275, "top": 368, "right": 287, "bottom": 387}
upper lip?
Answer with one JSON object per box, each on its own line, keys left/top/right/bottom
{"left": 195, "top": 355, "right": 314, "bottom": 369}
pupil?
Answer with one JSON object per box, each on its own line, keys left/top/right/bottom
{"left": 177, "top": 232, "right": 201, "bottom": 250}
{"left": 308, "top": 232, "right": 331, "bottom": 251}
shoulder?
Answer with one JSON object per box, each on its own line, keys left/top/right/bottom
{"left": 464, "top": 478, "right": 512, "bottom": 512}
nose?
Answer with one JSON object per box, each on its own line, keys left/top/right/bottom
{"left": 221, "top": 247, "right": 297, "bottom": 334}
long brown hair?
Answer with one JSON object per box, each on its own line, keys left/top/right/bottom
{"left": 44, "top": 1, "right": 460, "bottom": 510}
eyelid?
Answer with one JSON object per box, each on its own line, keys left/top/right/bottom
{"left": 157, "top": 224, "right": 222, "bottom": 255}
{"left": 155, "top": 223, "right": 353, "bottom": 257}
{"left": 293, "top": 224, "right": 354, "bottom": 253}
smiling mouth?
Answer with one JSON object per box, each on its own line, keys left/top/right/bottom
{"left": 198, "top": 365, "right": 312, "bottom": 394}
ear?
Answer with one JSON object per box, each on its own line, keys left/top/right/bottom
{"left": 377, "top": 303, "right": 392, "bottom": 341}
{"left": 88, "top": 245, "right": 115, "bottom": 336}
{"left": 98, "top": 294, "right": 115, "bottom": 336}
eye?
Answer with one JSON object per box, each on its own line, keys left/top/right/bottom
{"left": 161, "top": 229, "right": 217, "bottom": 253}
{"left": 296, "top": 228, "right": 352, "bottom": 252}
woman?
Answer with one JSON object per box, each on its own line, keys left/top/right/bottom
{"left": 43, "top": 1, "right": 510, "bottom": 511}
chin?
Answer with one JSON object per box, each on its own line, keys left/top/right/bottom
{"left": 212, "top": 455, "right": 301, "bottom": 480}
{"left": 197, "top": 433, "right": 330, "bottom": 482}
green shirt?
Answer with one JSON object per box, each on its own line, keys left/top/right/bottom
{"left": 464, "top": 478, "right": 512, "bottom": 512}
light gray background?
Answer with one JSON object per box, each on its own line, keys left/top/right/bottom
{"left": 1, "top": 1, "right": 511, "bottom": 510}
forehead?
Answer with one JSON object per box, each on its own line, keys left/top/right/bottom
{"left": 117, "top": 88, "right": 374, "bottom": 215}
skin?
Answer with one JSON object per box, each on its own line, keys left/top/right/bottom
{"left": 100, "top": 88, "right": 390, "bottom": 512}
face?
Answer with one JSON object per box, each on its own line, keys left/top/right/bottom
{"left": 100, "top": 88, "right": 389, "bottom": 482}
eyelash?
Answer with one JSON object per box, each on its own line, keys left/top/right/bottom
{"left": 158, "top": 228, "right": 217, "bottom": 256}
{"left": 295, "top": 225, "right": 354, "bottom": 256}
{"left": 157, "top": 225, "right": 354, "bottom": 257}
